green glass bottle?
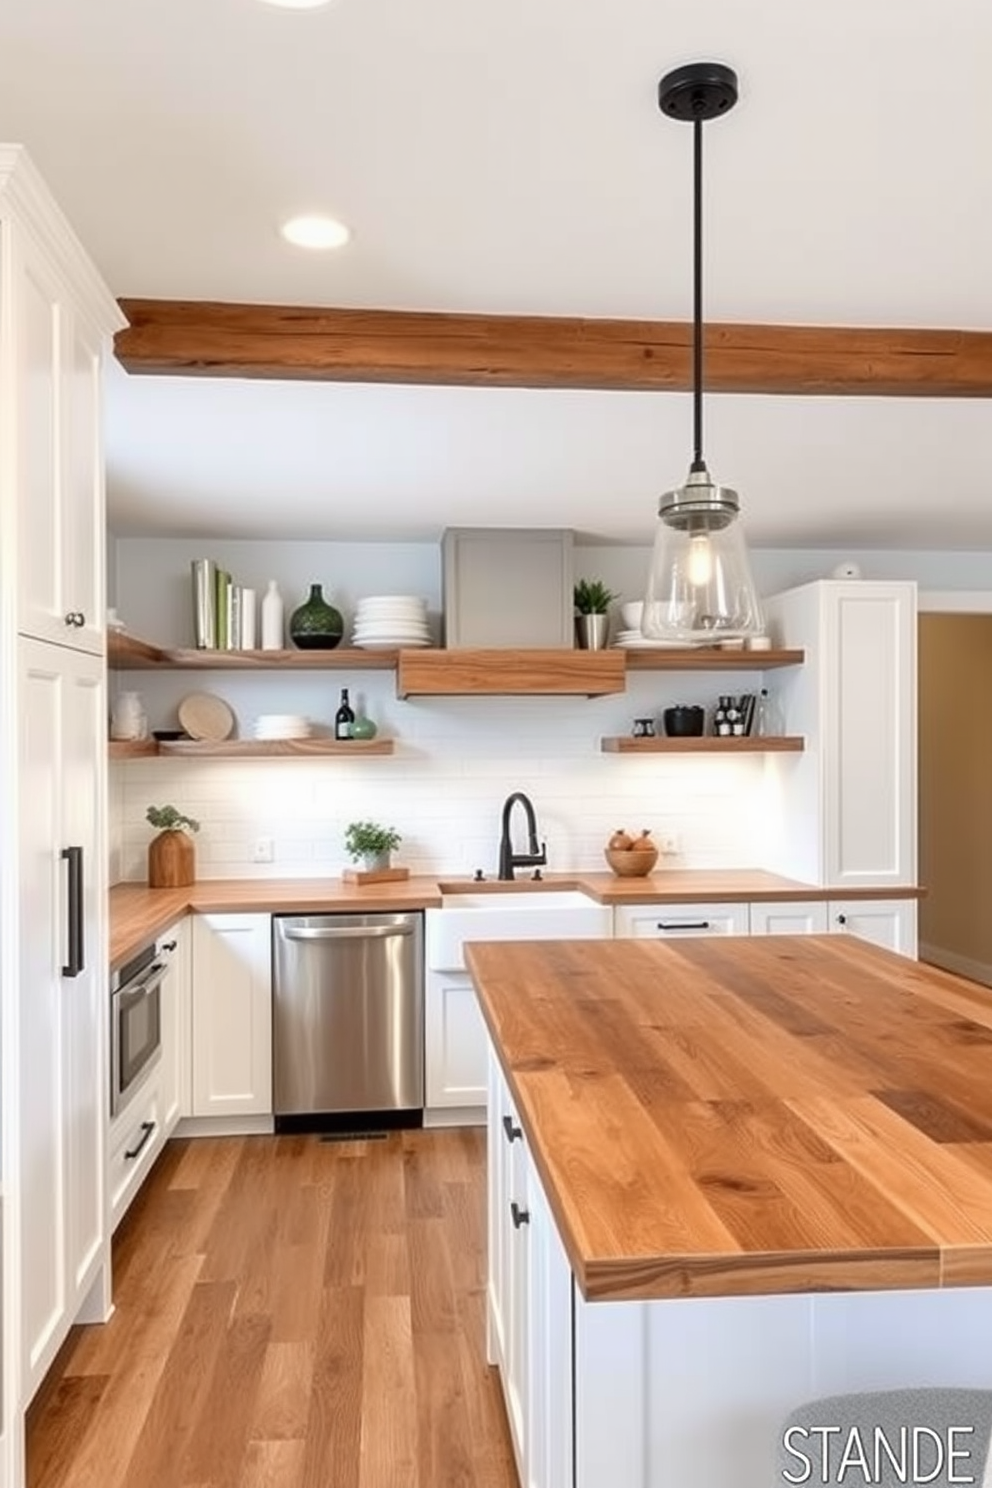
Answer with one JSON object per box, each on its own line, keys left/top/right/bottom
{"left": 288, "top": 583, "right": 344, "bottom": 650}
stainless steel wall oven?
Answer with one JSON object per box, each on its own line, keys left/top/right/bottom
{"left": 110, "top": 938, "right": 172, "bottom": 1118}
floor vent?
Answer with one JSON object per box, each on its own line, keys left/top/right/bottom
{"left": 319, "top": 1130, "right": 388, "bottom": 1143}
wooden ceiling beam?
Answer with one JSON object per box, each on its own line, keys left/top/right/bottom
{"left": 114, "top": 298, "right": 992, "bottom": 397}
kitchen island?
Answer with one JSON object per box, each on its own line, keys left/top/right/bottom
{"left": 467, "top": 934, "right": 992, "bottom": 1488}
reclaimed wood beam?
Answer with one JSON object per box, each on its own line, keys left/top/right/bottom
{"left": 115, "top": 298, "right": 992, "bottom": 397}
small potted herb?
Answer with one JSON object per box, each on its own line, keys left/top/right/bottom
{"left": 146, "top": 804, "right": 200, "bottom": 887}
{"left": 344, "top": 820, "right": 402, "bottom": 873}
{"left": 573, "top": 578, "right": 617, "bottom": 650}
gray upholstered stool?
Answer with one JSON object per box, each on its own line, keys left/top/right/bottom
{"left": 776, "top": 1388, "right": 992, "bottom": 1486}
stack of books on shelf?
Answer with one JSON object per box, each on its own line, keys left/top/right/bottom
{"left": 191, "top": 559, "right": 258, "bottom": 650}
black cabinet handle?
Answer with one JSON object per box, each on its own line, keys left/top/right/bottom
{"left": 836, "top": 914, "right": 847, "bottom": 926}
{"left": 124, "top": 1121, "right": 156, "bottom": 1161}
{"left": 656, "top": 920, "right": 711, "bottom": 932}
{"left": 161, "top": 940, "right": 178, "bottom": 952}
{"left": 510, "top": 1201, "right": 530, "bottom": 1229}
{"left": 63, "top": 611, "right": 85, "bottom": 627}
{"left": 61, "top": 846, "right": 84, "bottom": 977}
{"left": 502, "top": 1113, "right": 523, "bottom": 1144}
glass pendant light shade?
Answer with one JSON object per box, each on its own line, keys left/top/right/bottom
{"left": 643, "top": 61, "right": 764, "bottom": 644}
{"left": 642, "top": 462, "right": 764, "bottom": 642}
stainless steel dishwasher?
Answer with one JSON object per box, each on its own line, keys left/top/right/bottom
{"left": 272, "top": 911, "right": 424, "bottom": 1131}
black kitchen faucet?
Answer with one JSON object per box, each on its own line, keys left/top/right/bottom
{"left": 497, "top": 792, "right": 548, "bottom": 881}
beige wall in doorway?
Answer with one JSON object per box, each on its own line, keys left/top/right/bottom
{"left": 919, "top": 612, "right": 992, "bottom": 982}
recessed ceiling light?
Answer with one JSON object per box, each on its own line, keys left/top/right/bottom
{"left": 280, "top": 215, "right": 351, "bottom": 250}
{"left": 258, "top": 0, "right": 338, "bottom": 9}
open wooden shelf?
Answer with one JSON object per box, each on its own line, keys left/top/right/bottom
{"left": 108, "top": 629, "right": 805, "bottom": 694}
{"left": 108, "top": 738, "right": 394, "bottom": 759}
{"left": 108, "top": 632, "right": 397, "bottom": 670}
{"left": 396, "top": 648, "right": 626, "bottom": 697}
{"left": 108, "top": 739, "right": 159, "bottom": 760}
{"left": 106, "top": 631, "right": 167, "bottom": 668}
{"left": 621, "top": 647, "right": 804, "bottom": 670}
{"left": 601, "top": 736, "right": 805, "bottom": 754}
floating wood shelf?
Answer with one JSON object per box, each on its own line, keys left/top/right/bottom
{"left": 621, "top": 647, "right": 804, "bottom": 670}
{"left": 108, "top": 738, "right": 394, "bottom": 759}
{"left": 106, "top": 631, "right": 167, "bottom": 668}
{"left": 396, "top": 648, "right": 626, "bottom": 698}
{"left": 601, "top": 736, "right": 805, "bottom": 754}
{"left": 157, "top": 738, "right": 394, "bottom": 758}
{"left": 108, "top": 632, "right": 397, "bottom": 670}
{"left": 108, "top": 739, "right": 159, "bottom": 760}
{"left": 107, "top": 629, "right": 804, "bottom": 692}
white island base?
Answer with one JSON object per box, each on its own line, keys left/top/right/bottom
{"left": 488, "top": 1053, "right": 992, "bottom": 1488}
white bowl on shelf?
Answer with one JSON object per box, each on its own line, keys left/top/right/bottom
{"left": 620, "top": 601, "right": 643, "bottom": 630}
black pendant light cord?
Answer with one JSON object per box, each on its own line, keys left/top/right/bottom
{"left": 692, "top": 116, "right": 705, "bottom": 473}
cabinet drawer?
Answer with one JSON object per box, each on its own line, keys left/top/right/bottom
{"left": 614, "top": 902, "right": 750, "bottom": 938}
{"left": 108, "top": 1078, "right": 163, "bottom": 1231}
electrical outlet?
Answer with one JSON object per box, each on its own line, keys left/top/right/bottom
{"left": 657, "top": 831, "right": 680, "bottom": 856}
{"left": 252, "top": 835, "right": 274, "bottom": 864}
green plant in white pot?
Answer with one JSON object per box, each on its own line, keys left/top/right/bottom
{"left": 344, "top": 820, "right": 402, "bottom": 872}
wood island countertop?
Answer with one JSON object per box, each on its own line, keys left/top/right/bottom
{"left": 466, "top": 934, "right": 992, "bottom": 1304}
{"left": 110, "top": 870, "right": 923, "bottom": 967}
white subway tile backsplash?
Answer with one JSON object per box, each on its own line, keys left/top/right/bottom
{"left": 113, "top": 685, "right": 765, "bottom": 882}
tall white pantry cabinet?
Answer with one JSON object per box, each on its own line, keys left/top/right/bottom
{"left": 0, "top": 146, "right": 125, "bottom": 1487}
{"left": 761, "top": 580, "right": 918, "bottom": 900}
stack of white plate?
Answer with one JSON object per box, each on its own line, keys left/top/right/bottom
{"left": 614, "top": 630, "right": 694, "bottom": 650}
{"left": 254, "top": 713, "right": 311, "bottom": 740}
{"left": 352, "top": 595, "right": 431, "bottom": 649}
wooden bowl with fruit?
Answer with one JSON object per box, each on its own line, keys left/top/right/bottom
{"left": 604, "top": 828, "right": 658, "bottom": 878}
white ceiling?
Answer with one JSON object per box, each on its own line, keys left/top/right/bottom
{"left": 3, "top": 0, "right": 992, "bottom": 546}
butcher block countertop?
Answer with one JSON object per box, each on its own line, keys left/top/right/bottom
{"left": 466, "top": 934, "right": 992, "bottom": 1304}
{"left": 108, "top": 876, "right": 446, "bottom": 966}
{"left": 108, "top": 868, "right": 922, "bottom": 964}
{"left": 110, "top": 870, "right": 922, "bottom": 967}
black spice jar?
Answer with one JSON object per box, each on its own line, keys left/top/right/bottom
{"left": 288, "top": 583, "right": 344, "bottom": 650}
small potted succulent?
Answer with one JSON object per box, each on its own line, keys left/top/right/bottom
{"left": 146, "top": 804, "right": 200, "bottom": 888}
{"left": 344, "top": 819, "right": 402, "bottom": 873}
{"left": 574, "top": 578, "right": 618, "bottom": 650}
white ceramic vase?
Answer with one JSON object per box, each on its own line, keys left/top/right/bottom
{"left": 261, "top": 580, "right": 284, "bottom": 650}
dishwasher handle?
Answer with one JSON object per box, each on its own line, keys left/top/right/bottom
{"left": 280, "top": 923, "right": 414, "bottom": 942}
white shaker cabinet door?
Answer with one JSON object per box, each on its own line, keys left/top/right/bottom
{"left": 158, "top": 916, "right": 192, "bottom": 1132}
{"left": 14, "top": 242, "right": 107, "bottom": 656}
{"left": 17, "top": 639, "right": 107, "bottom": 1399}
{"left": 614, "top": 902, "right": 750, "bottom": 939}
{"left": 425, "top": 972, "right": 487, "bottom": 1119}
{"left": 191, "top": 913, "right": 272, "bottom": 1116}
{"left": 748, "top": 901, "right": 829, "bottom": 936}
{"left": 828, "top": 899, "right": 917, "bottom": 957}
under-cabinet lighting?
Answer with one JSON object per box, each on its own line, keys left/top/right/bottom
{"left": 280, "top": 215, "right": 351, "bottom": 250}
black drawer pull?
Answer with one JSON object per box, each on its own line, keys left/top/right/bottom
{"left": 836, "top": 914, "right": 847, "bottom": 926}
{"left": 656, "top": 920, "right": 711, "bottom": 932}
{"left": 124, "top": 1121, "right": 156, "bottom": 1161}
{"left": 161, "top": 940, "right": 178, "bottom": 952}
{"left": 502, "top": 1114, "right": 523, "bottom": 1144}
{"left": 510, "top": 1201, "right": 530, "bottom": 1229}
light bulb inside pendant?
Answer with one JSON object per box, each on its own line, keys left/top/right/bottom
{"left": 687, "top": 533, "right": 714, "bottom": 587}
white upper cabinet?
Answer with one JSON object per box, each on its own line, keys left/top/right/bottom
{"left": 1, "top": 146, "right": 124, "bottom": 655}
{"left": 761, "top": 580, "right": 917, "bottom": 891}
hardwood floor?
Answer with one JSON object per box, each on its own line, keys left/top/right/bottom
{"left": 26, "top": 1130, "right": 518, "bottom": 1488}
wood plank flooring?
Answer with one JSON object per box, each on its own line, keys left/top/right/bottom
{"left": 26, "top": 1130, "right": 518, "bottom": 1488}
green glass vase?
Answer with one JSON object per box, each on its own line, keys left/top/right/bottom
{"left": 288, "top": 583, "right": 344, "bottom": 650}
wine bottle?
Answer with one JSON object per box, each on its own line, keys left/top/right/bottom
{"left": 335, "top": 687, "right": 355, "bottom": 741}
